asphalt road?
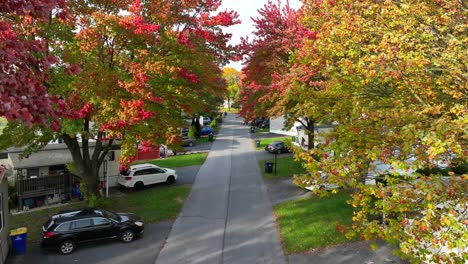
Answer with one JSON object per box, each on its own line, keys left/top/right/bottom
{"left": 155, "top": 114, "right": 286, "bottom": 264}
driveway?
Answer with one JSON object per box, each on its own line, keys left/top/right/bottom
{"left": 6, "top": 221, "right": 173, "bottom": 264}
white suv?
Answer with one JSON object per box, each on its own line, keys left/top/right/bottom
{"left": 118, "top": 164, "right": 178, "bottom": 189}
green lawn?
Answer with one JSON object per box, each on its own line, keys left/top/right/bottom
{"left": 275, "top": 191, "right": 356, "bottom": 254}
{"left": 196, "top": 136, "right": 216, "bottom": 144}
{"left": 11, "top": 186, "right": 190, "bottom": 246}
{"left": 259, "top": 156, "right": 306, "bottom": 180}
{"left": 255, "top": 136, "right": 290, "bottom": 150}
{"left": 220, "top": 107, "right": 238, "bottom": 114}
{"left": 137, "top": 152, "right": 208, "bottom": 168}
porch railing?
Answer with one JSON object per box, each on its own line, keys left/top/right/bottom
{"left": 17, "top": 174, "right": 73, "bottom": 199}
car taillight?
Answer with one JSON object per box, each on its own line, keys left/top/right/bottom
{"left": 125, "top": 177, "right": 132, "bottom": 180}
{"left": 43, "top": 232, "right": 55, "bottom": 238}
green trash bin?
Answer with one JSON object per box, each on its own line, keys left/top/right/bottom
{"left": 10, "top": 227, "right": 28, "bottom": 255}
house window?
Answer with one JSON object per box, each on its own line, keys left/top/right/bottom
{"left": 28, "top": 168, "right": 39, "bottom": 178}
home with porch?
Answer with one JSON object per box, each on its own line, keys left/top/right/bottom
{"left": 0, "top": 143, "right": 121, "bottom": 211}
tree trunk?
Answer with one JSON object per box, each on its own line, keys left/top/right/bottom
{"left": 298, "top": 117, "right": 315, "bottom": 150}
{"left": 228, "top": 96, "right": 231, "bottom": 111}
{"left": 62, "top": 120, "right": 113, "bottom": 197}
{"left": 306, "top": 119, "right": 315, "bottom": 150}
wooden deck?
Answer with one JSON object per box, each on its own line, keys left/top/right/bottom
{"left": 17, "top": 174, "right": 73, "bottom": 199}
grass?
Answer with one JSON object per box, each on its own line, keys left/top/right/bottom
{"left": 220, "top": 107, "right": 239, "bottom": 114}
{"left": 196, "top": 136, "right": 216, "bottom": 144}
{"left": 258, "top": 156, "right": 306, "bottom": 180}
{"left": 255, "top": 136, "right": 290, "bottom": 150}
{"left": 104, "top": 186, "right": 190, "bottom": 223}
{"left": 256, "top": 127, "right": 270, "bottom": 133}
{"left": 137, "top": 152, "right": 208, "bottom": 168}
{"left": 275, "top": 191, "right": 356, "bottom": 254}
{"left": 11, "top": 185, "right": 190, "bottom": 246}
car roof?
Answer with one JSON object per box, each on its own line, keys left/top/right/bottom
{"left": 50, "top": 208, "right": 106, "bottom": 223}
{"left": 129, "top": 163, "right": 159, "bottom": 170}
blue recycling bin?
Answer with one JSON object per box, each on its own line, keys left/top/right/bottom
{"left": 10, "top": 227, "right": 28, "bottom": 255}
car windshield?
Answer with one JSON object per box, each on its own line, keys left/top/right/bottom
{"left": 100, "top": 209, "right": 121, "bottom": 222}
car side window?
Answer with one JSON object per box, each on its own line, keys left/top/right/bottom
{"left": 134, "top": 169, "right": 152, "bottom": 176}
{"left": 92, "top": 217, "right": 111, "bottom": 227}
{"left": 55, "top": 222, "right": 71, "bottom": 232}
{"left": 72, "top": 218, "right": 92, "bottom": 229}
{"left": 152, "top": 168, "right": 165, "bottom": 174}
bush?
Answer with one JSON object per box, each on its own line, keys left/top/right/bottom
{"left": 188, "top": 125, "right": 197, "bottom": 138}
{"left": 209, "top": 119, "right": 217, "bottom": 128}
{"left": 8, "top": 184, "right": 18, "bottom": 210}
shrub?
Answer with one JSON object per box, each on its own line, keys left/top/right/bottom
{"left": 209, "top": 119, "right": 217, "bottom": 128}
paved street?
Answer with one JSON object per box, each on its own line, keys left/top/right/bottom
{"left": 155, "top": 114, "right": 286, "bottom": 264}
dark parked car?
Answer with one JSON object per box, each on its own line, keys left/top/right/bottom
{"left": 41, "top": 208, "right": 144, "bottom": 254}
{"left": 265, "top": 141, "right": 289, "bottom": 154}
{"left": 201, "top": 126, "right": 214, "bottom": 136}
{"left": 182, "top": 136, "right": 196, "bottom": 147}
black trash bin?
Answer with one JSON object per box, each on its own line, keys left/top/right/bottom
{"left": 264, "top": 162, "right": 273, "bottom": 173}
{"left": 255, "top": 140, "right": 261, "bottom": 147}
{"left": 250, "top": 126, "right": 255, "bottom": 133}
{"left": 208, "top": 133, "right": 214, "bottom": 142}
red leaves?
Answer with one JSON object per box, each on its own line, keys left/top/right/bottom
{"left": 120, "top": 0, "right": 160, "bottom": 36}
{"left": 179, "top": 69, "right": 199, "bottom": 83}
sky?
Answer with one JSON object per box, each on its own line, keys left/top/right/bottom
{"left": 219, "top": 0, "right": 302, "bottom": 70}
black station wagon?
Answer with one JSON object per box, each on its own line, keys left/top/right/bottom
{"left": 41, "top": 208, "right": 144, "bottom": 254}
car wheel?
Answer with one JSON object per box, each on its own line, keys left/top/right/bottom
{"left": 188, "top": 142, "right": 193, "bottom": 147}
{"left": 58, "top": 240, "right": 75, "bottom": 255}
{"left": 319, "top": 185, "right": 326, "bottom": 191}
{"left": 276, "top": 150, "right": 281, "bottom": 154}
{"left": 121, "top": 229, "right": 135, "bottom": 243}
{"left": 134, "top": 181, "right": 144, "bottom": 190}
{"left": 166, "top": 176, "right": 175, "bottom": 184}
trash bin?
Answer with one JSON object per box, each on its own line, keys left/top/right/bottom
{"left": 255, "top": 140, "right": 261, "bottom": 147}
{"left": 250, "top": 126, "right": 255, "bottom": 133}
{"left": 264, "top": 162, "right": 273, "bottom": 173}
{"left": 208, "top": 133, "right": 214, "bottom": 142}
{"left": 10, "top": 227, "right": 28, "bottom": 255}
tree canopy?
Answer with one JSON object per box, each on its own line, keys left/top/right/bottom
{"left": 240, "top": 0, "right": 467, "bottom": 262}
{"left": 0, "top": 0, "right": 239, "bottom": 193}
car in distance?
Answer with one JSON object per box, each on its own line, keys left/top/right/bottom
{"left": 200, "top": 126, "right": 214, "bottom": 136}
{"left": 182, "top": 136, "right": 196, "bottom": 147}
{"left": 118, "top": 163, "right": 177, "bottom": 189}
{"left": 41, "top": 208, "right": 144, "bottom": 254}
{"left": 265, "top": 141, "right": 289, "bottom": 154}
{"left": 202, "top": 117, "right": 211, "bottom": 126}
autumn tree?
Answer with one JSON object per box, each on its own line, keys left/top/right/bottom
{"left": 238, "top": 0, "right": 318, "bottom": 149}
{"left": 292, "top": 0, "right": 467, "bottom": 262}
{"left": 0, "top": 0, "right": 239, "bottom": 194}
{"left": 222, "top": 67, "right": 241, "bottom": 110}
{"left": 0, "top": 0, "right": 66, "bottom": 129}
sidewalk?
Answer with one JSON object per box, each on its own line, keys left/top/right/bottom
{"left": 155, "top": 114, "right": 286, "bottom": 264}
